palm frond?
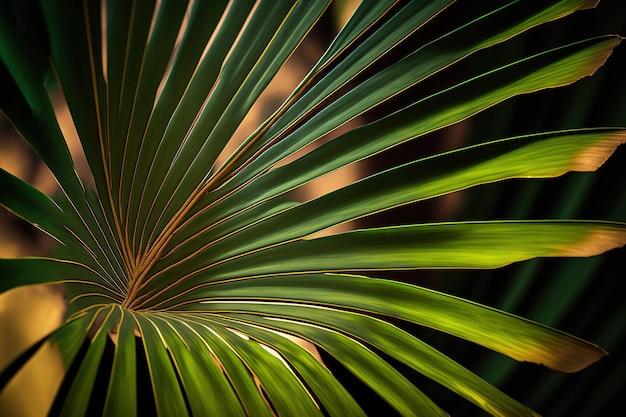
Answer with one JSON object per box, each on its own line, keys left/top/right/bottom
{"left": 1, "top": 1, "right": 624, "bottom": 416}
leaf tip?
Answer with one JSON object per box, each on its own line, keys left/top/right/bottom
{"left": 556, "top": 225, "right": 626, "bottom": 258}
{"left": 570, "top": 131, "right": 626, "bottom": 171}
{"left": 548, "top": 342, "right": 608, "bottom": 373}
{"left": 579, "top": 35, "right": 623, "bottom": 81}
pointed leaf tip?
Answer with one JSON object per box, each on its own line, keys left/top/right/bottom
{"left": 556, "top": 224, "right": 626, "bottom": 258}
{"left": 574, "top": 35, "right": 622, "bottom": 81}
{"left": 570, "top": 131, "right": 626, "bottom": 171}
{"left": 527, "top": 334, "right": 608, "bottom": 374}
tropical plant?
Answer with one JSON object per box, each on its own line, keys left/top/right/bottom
{"left": 1, "top": 0, "right": 625, "bottom": 416}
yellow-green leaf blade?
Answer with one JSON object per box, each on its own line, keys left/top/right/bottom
{"left": 179, "top": 273, "right": 607, "bottom": 373}
{"left": 178, "top": 221, "right": 626, "bottom": 287}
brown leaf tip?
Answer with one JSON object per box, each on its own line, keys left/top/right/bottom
{"left": 557, "top": 226, "right": 626, "bottom": 258}
{"left": 570, "top": 132, "right": 626, "bottom": 172}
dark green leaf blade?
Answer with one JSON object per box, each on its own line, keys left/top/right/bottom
{"left": 0, "top": 1, "right": 82, "bottom": 195}
{"left": 219, "top": 14, "right": 620, "bottom": 194}
{"left": 170, "top": 129, "right": 625, "bottom": 262}
{"left": 124, "top": 1, "right": 257, "bottom": 259}
{"left": 0, "top": 167, "right": 69, "bottom": 242}
{"left": 0, "top": 50, "right": 82, "bottom": 195}
{"left": 216, "top": 0, "right": 453, "bottom": 181}
{"left": 117, "top": 0, "right": 190, "bottom": 246}
{"left": 125, "top": 0, "right": 229, "bottom": 255}
{"left": 139, "top": 1, "right": 331, "bottom": 251}
{"left": 221, "top": 0, "right": 597, "bottom": 183}
{"left": 40, "top": 0, "right": 108, "bottom": 196}
{"left": 0, "top": 258, "right": 113, "bottom": 295}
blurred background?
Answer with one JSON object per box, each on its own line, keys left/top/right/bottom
{"left": 1, "top": 1, "right": 625, "bottom": 415}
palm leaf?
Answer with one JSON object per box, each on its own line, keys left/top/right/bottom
{"left": 1, "top": 1, "right": 624, "bottom": 416}
{"left": 431, "top": 1, "right": 626, "bottom": 414}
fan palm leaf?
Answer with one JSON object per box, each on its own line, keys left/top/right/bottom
{"left": 1, "top": 0, "right": 625, "bottom": 416}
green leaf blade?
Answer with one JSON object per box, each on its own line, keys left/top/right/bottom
{"left": 158, "top": 221, "right": 626, "bottom": 302}
{"left": 180, "top": 320, "right": 275, "bottom": 417}
{"left": 156, "top": 316, "right": 247, "bottom": 417}
{"left": 133, "top": 314, "right": 190, "bottom": 417}
{"left": 221, "top": 10, "right": 620, "bottom": 193}
{"left": 0, "top": 257, "right": 113, "bottom": 296}
{"left": 180, "top": 273, "right": 607, "bottom": 374}
{"left": 209, "top": 314, "right": 446, "bottom": 417}
{"left": 40, "top": 0, "right": 108, "bottom": 198}
{"left": 172, "top": 129, "right": 625, "bottom": 262}
{"left": 200, "top": 317, "right": 325, "bottom": 417}
{"left": 103, "top": 308, "right": 137, "bottom": 417}
{"left": 57, "top": 306, "right": 119, "bottom": 417}
{"left": 208, "top": 304, "right": 532, "bottom": 417}
{"left": 204, "top": 317, "right": 366, "bottom": 417}
{"left": 0, "top": 168, "right": 68, "bottom": 242}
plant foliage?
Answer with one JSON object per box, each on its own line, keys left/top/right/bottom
{"left": 1, "top": 1, "right": 625, "bottom": 416}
